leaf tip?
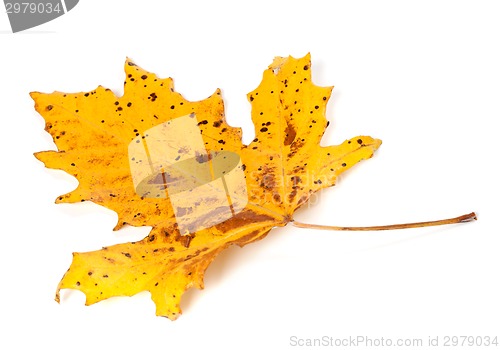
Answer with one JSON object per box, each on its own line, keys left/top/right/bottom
{"left": 33, "top": 151, "right": 43, "bottom": 161}
{"left": 125, "top": 57, "right": 136, "bottom": 66}
{"left": 209, "top": 88, "right": 223, "bottom": 101}
{"left": 55, "top": 195, "right": 68, "bottom": 204}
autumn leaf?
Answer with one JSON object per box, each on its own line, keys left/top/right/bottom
{"left": 33, "top": 54, "right": 381, "bottom": 319}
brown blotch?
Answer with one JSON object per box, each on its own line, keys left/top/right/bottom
{"left": 260, "top": 173, "right": 276, "bottom": 190}
{"left": 179, "top": 235, "right": 192, "bottom": 248}
{"left": 176, "top": 207, "right": 193, "bottom": 217}
{"left": 147, "top": 172, "right": 167, "bottom": 185}
{"left": 291, "top": 176, "right": 301, "bottom": 185}
{"left": 216, "top": 210, "right": 275, "bottom": 233}
{"left": 284, "top": 122, "right": 296, "bottom": 146}
{"left": 195, "top": 151, "right": 212, "bottom": 163}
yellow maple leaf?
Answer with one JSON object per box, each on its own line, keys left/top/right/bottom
{"left": 33, "top": 54, "right": 381, "bottom": 319}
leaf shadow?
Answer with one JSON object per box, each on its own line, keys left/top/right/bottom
{"left": 180, "top": 225, "right": 287, "bottom": 314}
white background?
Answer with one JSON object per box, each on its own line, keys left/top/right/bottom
{"left": 1, "top": 1, "right": 499, "bottom": 349}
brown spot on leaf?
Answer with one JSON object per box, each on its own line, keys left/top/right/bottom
{"left": 216, "top": 210, "right": 275, "bottom": 233}
{"left": 284, "top": 122, "right": 296, "bottom": 146}
{"left": 195, "top": 151, "right": 212, "bottom": 163}
{"left": 176, "top": 207, "right": 193, "bottom": 217}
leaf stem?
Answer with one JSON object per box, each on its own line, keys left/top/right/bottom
{"left": 292, "top": 212, "right": 477, "bottom": 231}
